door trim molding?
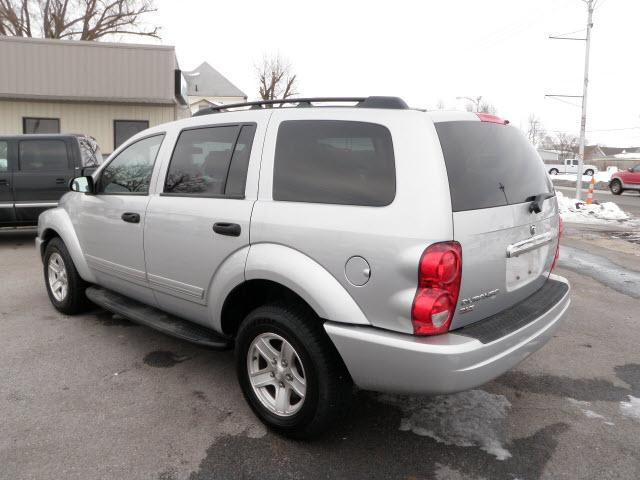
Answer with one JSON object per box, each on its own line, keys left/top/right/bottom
{"left": 147, "top": 272, "right": 206, "bottom": 304}
{"left": 85, "top": 254, "right": 148, "bottom": 287}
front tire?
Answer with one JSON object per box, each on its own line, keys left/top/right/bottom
{"left": 235, "top": 303, "right": 352, "bottom": 439}
{"left": 43, "top": 237, "right": 89, "bottom": 314}
{"left": 610, "top": 179, "right": 623, "bottom": 195}
{"left": 549, "top": 168, "right": 559, "bottom": 175}
{"left": 585, "top": 169, "right": 595, "bottom": 176}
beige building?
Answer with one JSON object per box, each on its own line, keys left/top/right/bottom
{"left": 0, "top": 36, "right": 190, "bottom": 154}
{"left": 183, "top": 62, "right": 247, "bottom": 114}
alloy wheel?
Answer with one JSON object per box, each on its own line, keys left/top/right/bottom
{"left": 48, "top": 252, "right": 69, "bottom": 302}
{"left": 247, "top": 332, "right": 307, "bottom": 417}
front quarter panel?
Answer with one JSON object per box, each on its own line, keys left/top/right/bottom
{"left": 37, "top": 193, "right": 96, "bottom": 283}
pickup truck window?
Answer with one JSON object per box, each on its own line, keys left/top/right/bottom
{"left": 98, "top": 134, "right": 164, "bottom": 194}
{"left": 19, "top": 140, "right": 68, "bottom": 171}
{"left": 273, "top": 120, "right": 395, "bottom": 206}
{"left": 164, "top": 125, "right": 252, "bottom": 197}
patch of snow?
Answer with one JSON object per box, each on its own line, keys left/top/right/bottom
{"left": 379, "top": 390, "right": 512, "bottom": 460}
{"left": 620, "top": 396, "right": 640, "bottom": 422}
{"left": 557, "top": 191, "right": 630, "bottom": 224}
{"left": 566, "top": 398, "right": 608, "bottom": 421}
{"left": 549, "top": 170, "right": 613, "bottom": 183}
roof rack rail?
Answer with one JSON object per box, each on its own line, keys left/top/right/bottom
{"left": 193, "top": 96, "right": 409, "bottom": 116}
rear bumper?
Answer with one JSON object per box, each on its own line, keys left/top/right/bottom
{"left": 325, "top": 274, "right": 570, "bottom": 394}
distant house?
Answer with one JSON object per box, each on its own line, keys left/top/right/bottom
{"left": 0, "top": 36, "right": 190, "bottom": 154}
{"left": 183, "top": 62, "right": 247, "bottom": 113}
{"left": 537, "top": 149, "right": 561, "bottom": 162}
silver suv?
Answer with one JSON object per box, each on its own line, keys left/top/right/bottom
{"left": 37, "top": 97, "right": 571, "bottom": 438}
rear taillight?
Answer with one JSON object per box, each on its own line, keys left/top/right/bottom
{"left": 411, "top": 242, "right": 462, "bottom": 336}
{"left": 550, "top": 217, "right": 563, "bottom": 273}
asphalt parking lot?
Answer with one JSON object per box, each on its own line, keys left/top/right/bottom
{"left": 1, "top": 223, "right": 639, "bottom": 480}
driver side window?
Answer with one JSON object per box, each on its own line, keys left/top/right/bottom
{"left": 98, "top": 134, "right": 164, "bottom": 194}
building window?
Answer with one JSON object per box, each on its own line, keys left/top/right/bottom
{"left": 23, "top": 117, "right": 60, "bottom": 134}
{"left": 113, "top": 120, "right": 149, "bottom": 150}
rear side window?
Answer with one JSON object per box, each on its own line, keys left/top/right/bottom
{"left": 435, "top": 121, "right": 553, "bottom": 212}
{"left": 273, "top": 120, "right": 395, "bottom": 206}
{"left": 164, "top": 124, "right": 255, "bottom": 197}
{"left": 19, "top": 140, "right": 69, "bottom": 171}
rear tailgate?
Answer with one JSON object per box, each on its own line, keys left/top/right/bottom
{"left": 434, "top": 118, "right": 560, "bottom": 330}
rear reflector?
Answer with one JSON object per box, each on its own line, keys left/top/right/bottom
{"left": 476, "top": 113, "right": 509, "bottom": 125}
{"left": 411, "top": 242, "right": 462, "bottom": 335}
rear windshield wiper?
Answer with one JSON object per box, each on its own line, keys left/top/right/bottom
{"left": 527, "top": 192, "right": 555, "bottom": 214}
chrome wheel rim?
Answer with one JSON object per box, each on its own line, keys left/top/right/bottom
{"left": 48, "top": 253, "right": 68, "bottom": 302}
{"left": 247, "top": 332, "right": 307, "bottom": 417}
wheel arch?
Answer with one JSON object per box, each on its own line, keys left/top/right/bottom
{"left": 217, "top": 243, "right": 370, "bottom": 336}
{"left": 38, "top": 209, "right": 96, "bottom": 283}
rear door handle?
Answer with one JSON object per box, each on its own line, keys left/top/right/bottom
{"left": 121, "top": 212, "right": 140, "bottom": 224}
{"left": 212, "top": 222, "right": 241, "bottom": 237}
{"left": 55, "top": 178, "right": 66, "bottom": 184}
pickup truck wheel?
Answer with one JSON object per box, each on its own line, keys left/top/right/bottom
{"left": 549, "top": 168, "right": 559, "bottom": 175}
{"left": 235, "top": 303, "right": 352, "bottom": 439}
{"left": 584, "top": 169, "right": 595, "bottom": 176}
{"left": 44, "top": 237, "right": 89, "bottom": 315}
{"left": 610, "top": 180, "right": 623, "bottom": 195}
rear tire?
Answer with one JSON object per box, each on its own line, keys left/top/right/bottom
{"left": 235, "top": 303, "right": 352, "bottom": 439}
{"left": 549, "top": 168, "right": 559, "bottom": 175}
{"left": 43, "top": 237, "right": 90, "bottom": 314}
{"left": 584, "top": 169, "right": 595, "bottom": 176}
{"left": 610, "top": 179, "right": 623, "bottom": 195}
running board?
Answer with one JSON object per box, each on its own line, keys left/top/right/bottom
{"left": 85, "top": 286, "right": 231, "bottom": 349}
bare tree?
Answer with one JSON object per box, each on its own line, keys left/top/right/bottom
{"left": 526, "top": 114, "right": 545, "bottom": 146}
{"left": 0, "top": 0, "right": 159, "bottom": 40}
{"left": 545, "top": 132, "right": 578, "bottom": 160}
{"left": 256, "top": 54, "right": 298, "bottom": 103}
{"left": 478, "top": 102, "right": 497, "bottom": 114}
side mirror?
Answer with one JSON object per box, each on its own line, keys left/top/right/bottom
{"left": 629, "top": 167, "right": 634, "bottom": 172}
{"left": 70, "top": 176, "right": 94, "bottom": 194}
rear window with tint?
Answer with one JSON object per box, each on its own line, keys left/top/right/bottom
{"left": 435, "top": 121, "right": 553, "bottom": 212}
{"left": 273, "top": 120, "right": 395, "bottom": 206}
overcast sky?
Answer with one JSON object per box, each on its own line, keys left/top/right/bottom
{"left": 149, "top": 0, "right": 639, "bottom": 146}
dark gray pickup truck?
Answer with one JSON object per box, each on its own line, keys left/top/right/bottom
{"left": 0, "top": 134, "right": 102, "bottom": 227}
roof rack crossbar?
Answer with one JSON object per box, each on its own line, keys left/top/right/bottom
{"left": 193, "top": 96, "right": 408, "bottom": 116}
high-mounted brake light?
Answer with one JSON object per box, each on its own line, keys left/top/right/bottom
{"left": 550, "top": 217, "right": 563, "bottom": 273}
{"left": 411, "top": 242, "right": 462, "bottom": 336}
{"left": 476, "top": 113, "right": 510, "bottom": 125}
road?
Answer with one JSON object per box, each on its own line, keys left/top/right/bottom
{"left": 1, "top": 227, "right": 639, "bottom": 480}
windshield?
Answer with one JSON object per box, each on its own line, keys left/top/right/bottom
{"left": 435, "top": 121, "right": 553, "bottom": 212}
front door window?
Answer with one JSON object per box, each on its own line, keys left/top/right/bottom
{"left": 98, "top": 135, "right": 164, "bottom": 194}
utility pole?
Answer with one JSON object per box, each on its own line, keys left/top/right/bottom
{"left": 546, "top": 0, "right": 594, "bottom": 200}
{"left": 576, "top": 0, "right": 594, "bottom": 201}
